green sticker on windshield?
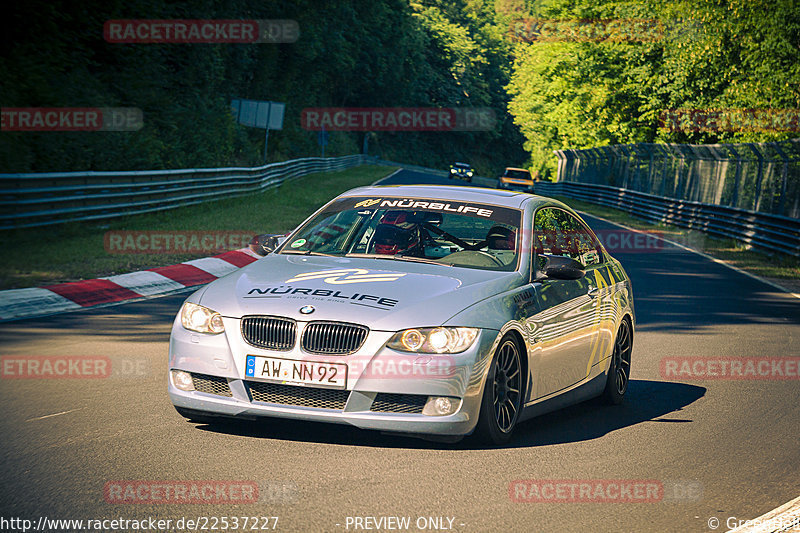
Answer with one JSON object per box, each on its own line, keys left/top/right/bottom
{"left": 290, "top": 238, "right": 306, "bottom": 248}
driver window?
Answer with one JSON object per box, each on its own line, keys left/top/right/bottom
{"left": 533, "top": 208, "right": 565, "bottom": 257}
{"left": 533, "top": 208, "right": 602, "bottom": 267}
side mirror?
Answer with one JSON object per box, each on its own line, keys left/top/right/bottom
{"left": 249, "top": 234, "right": 281, "bottom": 256}
{"left": 536, "top": 254, "right": 585, "bottom": 280}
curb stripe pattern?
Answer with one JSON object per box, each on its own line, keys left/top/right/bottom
{"left": 0, "top": 248, "right": 260, "bottom": 322}
{"left": 43, "top": 279, "right": 143, "bottom": 307}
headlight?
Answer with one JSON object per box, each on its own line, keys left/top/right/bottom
{"left": 450, "top": 168, "right": 457, "bottom": 173}
{"left": 180, "top": 302, "right": 225, "bottom": 334}
{"left": 386, "top": 327, "right": 478, "bottom": 354}
{"left": 467, "top": 170, "right": 473, "bottom": 176}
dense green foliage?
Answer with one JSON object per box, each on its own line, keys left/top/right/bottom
{"left": 0, "top": 0, "right": 526, "bottom": 174}
{"left": 3, "top": 0, "right": 797, "bottom": 178}
{"left": 505, "top": 0, "right": 800, "bottom": 175}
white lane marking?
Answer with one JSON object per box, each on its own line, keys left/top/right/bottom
{"left": 182, "top": 257, "right": 239, "bottom": 278}
{"left": 103, "top": 270, "right": 185, "bottom": 296}
{"left": 26, "top": 407, "right": 85, "bottom": 422}
{"left": 372, "top": 168, "right": 402, "bottom": 185}
{"left": 580, "top": 211, "right": 800, "bottom": 301}
{"left": 0, "top": 287, "right": 82, "bottom": 320}
{"left": 725, "top": 494, "right": 800, "bottom": 532}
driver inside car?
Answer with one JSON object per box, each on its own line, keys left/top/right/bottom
{"left": 372, "top": 211, "right": 424, "bottom": 256}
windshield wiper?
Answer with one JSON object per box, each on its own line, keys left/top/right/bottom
{"left": 345, "top": 253, "right": 453, "bottom": 266}
{"left": 395, "top": 254, "right": 454, "bottom": 266}
{"left": 344, "top": 253, "right": 395, "bottom": 260}
{"left": 280, "top": 250, "right": 338, "bottom": 257}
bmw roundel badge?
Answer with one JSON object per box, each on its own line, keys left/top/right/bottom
{"left": 299, "top": 305, "right": 315, "bottom": 315}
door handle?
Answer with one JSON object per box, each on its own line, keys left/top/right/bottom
{"left": 587, "top": 287, "right": 599, "bottom": 298}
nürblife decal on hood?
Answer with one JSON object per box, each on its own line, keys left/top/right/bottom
{"left": 245, "top": 285, "right": 399, "bottom": 309}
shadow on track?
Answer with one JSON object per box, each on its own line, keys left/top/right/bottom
{"left": 580, "top": 215, "right": 800, "bottom": 332}
{"left": 187, "top": 379, "right": 705, "bottom": 450}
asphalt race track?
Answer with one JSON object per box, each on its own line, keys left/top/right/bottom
{"left": 1, "top": 169, "right": 798, "bottom": 532}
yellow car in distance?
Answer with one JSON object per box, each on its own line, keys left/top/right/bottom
{"left": 498, "top": 167, "right": 535, "bottom": 192}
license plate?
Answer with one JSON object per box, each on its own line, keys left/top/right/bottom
{"left": 245, "top": 355, "right": 347, "bottom": 390}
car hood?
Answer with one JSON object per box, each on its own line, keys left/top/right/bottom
{"left": 198, "top": 254, "right": 523, "bottom": 330}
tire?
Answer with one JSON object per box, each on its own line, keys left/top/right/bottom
{"left": 601, "top": 318, "right": 633, "bottom": 405}
{"left": 475, "top": 335, "right": 523, "bottom": 445}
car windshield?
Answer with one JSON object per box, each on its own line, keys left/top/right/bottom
{"left": 280, "top": 196, "right": 522, "bottom": 271}
{"left": 504, "top": 170, "right": 530, "bottom": 180}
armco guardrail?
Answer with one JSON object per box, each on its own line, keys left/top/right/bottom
{"left": 534, "top": 181, "right": 800, "bottom": 257}
{"left": 0, "top": 155, "right": 367, "bottom": 230}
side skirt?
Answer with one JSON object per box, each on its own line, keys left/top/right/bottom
{"left": 518, "top": 371, "right": 607, "bottom": 423}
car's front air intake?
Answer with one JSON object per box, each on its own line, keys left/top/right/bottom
{"left": 247, "top": 381, "right": 349, "bottom": 410}
{"left": 191, "top": 373, "right": 233, "bottom": 397}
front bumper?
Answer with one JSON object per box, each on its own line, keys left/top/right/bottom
{"left": 168, "top": 318, "right": 498, "bottom": 437}
{"left": 169, "top": 382, "right": 475, "bottom": 436}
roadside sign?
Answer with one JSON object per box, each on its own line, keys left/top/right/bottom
{"left": 231, "top": 99, "right": 286, "bottom": 163}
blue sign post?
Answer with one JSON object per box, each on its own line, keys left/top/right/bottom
{"left": 317, "top": 126, "right": 329, "bottom": 158}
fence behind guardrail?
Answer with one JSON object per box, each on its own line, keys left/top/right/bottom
{"left": 554, "top": 140, "right": 800, "bottom": 218}
{"left": 545, "top": 139, "right": 800, "bottom": 257}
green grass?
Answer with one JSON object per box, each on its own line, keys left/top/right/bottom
{"left": 0, "top": 165, "right": 395, "bottom": 290}
{"left": 555, "top": 195, "right": 800, "bottom": 287}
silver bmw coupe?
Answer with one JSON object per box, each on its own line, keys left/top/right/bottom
{"left": 168, "top": 184, "right": 634, "bottom": 444}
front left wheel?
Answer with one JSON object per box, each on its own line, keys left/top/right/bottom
{"left": 475, "top": 335, "right": 523, "bottom": 445}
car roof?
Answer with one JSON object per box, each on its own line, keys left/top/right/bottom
{"left": 453, "top": 162, "right": 471, "bottom": 167}
{"left": 504, "top": 167, "right": 529, "bottom": 172}
{"left": 339, "top": 184, "right": 563, "bottom": 210}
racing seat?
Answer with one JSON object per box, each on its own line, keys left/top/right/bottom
{"left": 486, "top": 226, "right": 516, "bottom": 251}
